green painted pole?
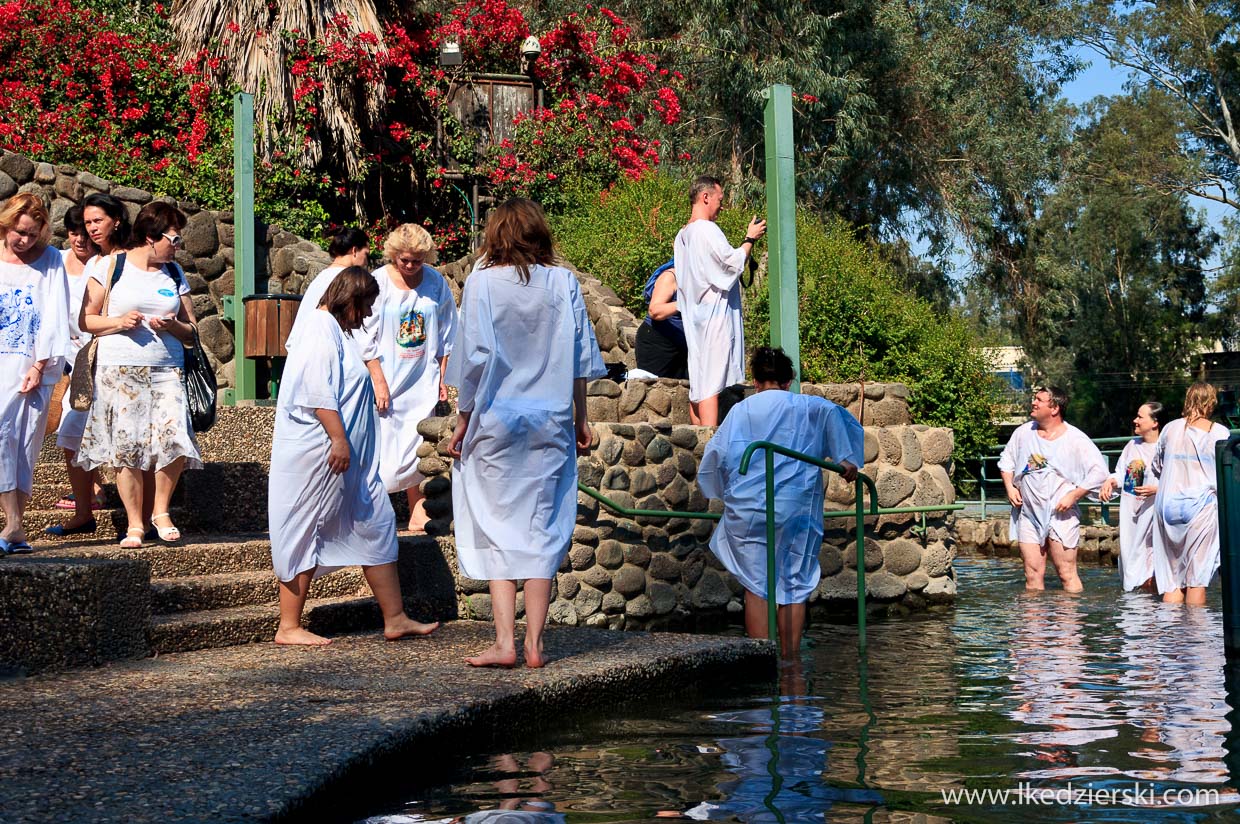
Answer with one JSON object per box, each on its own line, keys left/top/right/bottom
{"left": 762, "top": 83, "right": 800, "bottom": 392}
{"left": 855, "top": 479, "right": 867, "bottom": 653}
{"left": 230, "top": 91, "right": 257, "bottom": 404}
{"left": 765, "top": 449, "right": 778, "bottom": 644}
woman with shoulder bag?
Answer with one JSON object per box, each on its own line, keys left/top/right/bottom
{"left": 0, "top": 193, "right": 70, "bottom": 554}
{"left": 76, "top": 201, "right": 201, "bottom": 548}
{"left": 46, "top": 199, "right": 118, "bottom": 536}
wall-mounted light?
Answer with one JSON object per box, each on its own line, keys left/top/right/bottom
{"left": 521, "top": 35, "right": 541, "bottom": 74}
{"left": 439, "top": 40, "right": 462, "bottom": 67}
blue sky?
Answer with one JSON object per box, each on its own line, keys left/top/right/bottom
{"left": 923, "top": 49, "right": 1233, "bottom": 276}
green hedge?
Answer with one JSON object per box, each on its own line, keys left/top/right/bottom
{"left": 554, "top": 174, "right": 999, "bottom": 457}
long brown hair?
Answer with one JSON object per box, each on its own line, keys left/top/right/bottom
{"left": 1183, "top": 381, "right": 1217, "bottom": 423}
{"left": 320, "top": 266, "right": 379, "bottom": 331}
{"left": 479, "top": 198, "right": 554, "bottom": 283}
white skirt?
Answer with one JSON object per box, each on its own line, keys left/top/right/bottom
{"left": 56, "top": 407, "right": 88, "bottom": 452}
{"left": 76, "top": 366, "right": 202, "bottom": 472}
{"left": 0, "top": 383, "right": 52, "bottom": 496}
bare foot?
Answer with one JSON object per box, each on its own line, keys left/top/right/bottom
{"left": 275, "top": 627, "right": 333, "bottom": 646}
{"left": 524, "top": 638, "right": 546, "bottom": 668}
{"left": 383, "top": 615, "right": 440, "bottom": 640}
{"left": 407, "top": 500, "right": 430, "bottom": 534}
{"left": 465, "top": 643, "right": 517, "bottom": 668}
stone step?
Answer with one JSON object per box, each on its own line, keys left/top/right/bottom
{"left": 42, "top": 535, "right": 275, "bottom": 577}
{"left": 150, "top": 567, "right": 370, "bottom": 614}
{"left": 149, "top": 595, "right": 383, "bottom": 654}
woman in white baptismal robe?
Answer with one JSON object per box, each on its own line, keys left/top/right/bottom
{"left": 1100, "top": 402, "right": 1164, "bottom": 592}
{"left": 1152, "top": 382, "right": 1231, "bottom": 606}
{"left": 699, "top": 347, "right": 864, "bottom": 658}
{"left": 267, "top": 267, "right": 438, "bottom": 646}
{"left": 447, "top": 198, "right": 605, "bottom": 669}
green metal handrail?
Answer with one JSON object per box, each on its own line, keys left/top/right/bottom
{"left": 579, "top": 441, "right": 965, "bottom": 652}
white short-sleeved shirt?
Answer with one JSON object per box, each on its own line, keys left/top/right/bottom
{"left": 90, "top": 257, "right": 190, "bottom": 368}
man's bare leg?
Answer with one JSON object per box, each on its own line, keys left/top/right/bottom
{"left": 743, "top": 590, "right": 769, "bottom": 640}
{"left": 1047, "top": 538, "right": 1083, "bottom": 593}
{"left": 690, "top": 394, "right": 720, "bottom": 427}
{"left": 522, "top": 578, "right": 552, "bottom": 668}
{"left": 1018, "top": 542, "right": 1047, "bottom": 591}
{"left": 1186, "top": 586, "right": 1207, "bottom": 606}
{"left": 1163, "top": 587, "right": 1186, "bottom": 604}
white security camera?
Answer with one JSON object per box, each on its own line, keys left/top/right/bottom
{"left": 522, "top": 36, "right": 542, "bottom": 60}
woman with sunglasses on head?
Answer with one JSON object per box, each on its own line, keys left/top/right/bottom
{"left": 0, "top": 193, "right": 69, "bottom": 554}
{"left": 76, "top": 201, "right": 200, "bottom": 548}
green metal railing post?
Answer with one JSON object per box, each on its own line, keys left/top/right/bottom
{"left": 762, "top": 84, "right": 800, "bottom": 391}
{"left": 855, "top": 474, "right": 867, "bottom": 652}
{"left": 764, "top": 449, "right": 778, "bottom": 642}
{"left": 227, "top": 91, "right": 257, "bottom": 405}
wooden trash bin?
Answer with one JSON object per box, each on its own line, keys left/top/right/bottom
{"left": 242, "top": 294, "right": 302, "bottom": 358}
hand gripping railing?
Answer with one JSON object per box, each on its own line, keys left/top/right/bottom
{"left": 578, "top": 440, "right": 965, "bottom": 652}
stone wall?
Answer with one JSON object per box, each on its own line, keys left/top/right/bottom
{"left": 954, "top": 515, "right": 1119, "bottom": 566}
{"left": 414, "top": 416, "right": 959, "bottom": 628}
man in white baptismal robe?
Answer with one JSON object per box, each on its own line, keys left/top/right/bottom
{"left": 998, "top": 386, "right": 1108, "bottom": 593}
{"left": 699, "top": 347, "right": 864, "bottom": 658}
{"left": 673, "top": 175, "right": 766, "bottom": 426}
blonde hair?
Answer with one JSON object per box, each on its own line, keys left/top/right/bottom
{"left": 0, "top": 192, "right": 50, "bottom": 248}
{"left": 1183, "top": 381, "right": 1217, "bottom": 423}
{"left": 383, "top": 223, "right": 438, "bottom": 264}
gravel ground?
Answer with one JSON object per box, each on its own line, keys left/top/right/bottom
{"left": 0, "top": 621, "right": 773, "bottom": 823}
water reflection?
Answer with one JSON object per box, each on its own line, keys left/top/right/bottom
{"left": 351, "top": 559, "right": 1240, "bottom": 823}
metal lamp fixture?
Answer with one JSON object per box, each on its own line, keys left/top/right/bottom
{"left": 439, "top": 40, "right": 463, "bottom": 67}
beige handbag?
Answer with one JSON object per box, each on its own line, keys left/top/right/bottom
{"left": 68, "top": 256, "right": 118, "bottom": 413}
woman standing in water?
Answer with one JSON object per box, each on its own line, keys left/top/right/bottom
{"left": 1152, "top": 382, "right": 1230, "bottom": 605}
{"left": 1100, "top": 402, "right": 1165, "bottom": 592}
{"left": 446, "top": 198, "right": 605, "bottom": 668}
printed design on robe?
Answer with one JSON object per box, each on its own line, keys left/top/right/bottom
{"left": 0, "top": 283, "right": 39, "bottom": 356}
{"left": 396, "top": 307, "right": 426, "bottom": 359}
{"left": 1023, "top": 453, "right": 1049, "bottom": 474}
{"left": 1123, "top": 458, "right": 1146, "bottom": 494}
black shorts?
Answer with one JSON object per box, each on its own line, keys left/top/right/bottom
{"left": 635, "top": 322, "right": 688, "bottom": 379}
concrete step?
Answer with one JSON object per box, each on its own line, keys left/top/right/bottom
{"left": 150, "top": 567, "right": 370, "bottom": 614}
{"left": 41, "top": 535, "right": 275, "bottom": 578}
{"left": 149, "top": 595, "right": 383, "bottom": 654}
{"left": 23, "top": 507, "right": 197, "bottom": 542}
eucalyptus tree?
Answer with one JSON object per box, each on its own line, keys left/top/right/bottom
{"left": 1075, "top": 0, "right": 1240, "bottom": 212}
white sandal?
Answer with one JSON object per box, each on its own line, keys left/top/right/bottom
{"left": 120, "top": 527, "right": 144, "bottom": 549}
{"left": 151, "top": 514, "right": 181, "bottom": 543}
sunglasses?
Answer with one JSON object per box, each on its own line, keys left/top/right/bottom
{"left": 162, "top": 233, "right": 184, "bottom": 248}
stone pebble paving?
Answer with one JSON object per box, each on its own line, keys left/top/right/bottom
{"left": 0, "top": 621, "right": 772, "bottom": 823}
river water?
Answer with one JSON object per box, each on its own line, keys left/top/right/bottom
{"left": 351, "top": 558, "right": 1240, "bottom": 823}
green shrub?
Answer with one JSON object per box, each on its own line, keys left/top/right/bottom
{"left": 555, "top": 173, "right": 999, "bottom": 457}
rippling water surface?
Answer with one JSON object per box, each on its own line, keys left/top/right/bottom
{"left": 351, "top": 558, "right": 1240, "bottom": 823}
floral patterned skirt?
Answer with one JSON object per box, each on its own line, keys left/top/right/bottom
{"left": 76, "top": 366, "right": 202, "bottom": 472}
